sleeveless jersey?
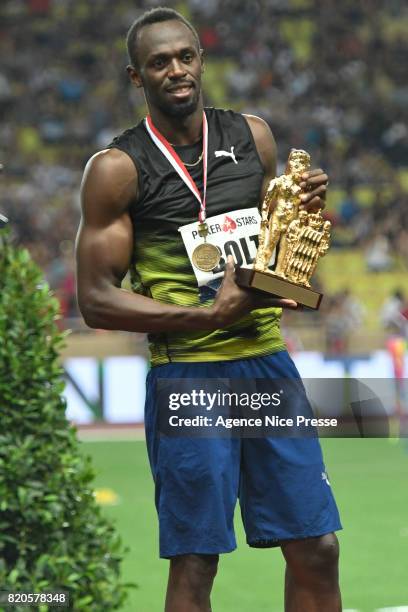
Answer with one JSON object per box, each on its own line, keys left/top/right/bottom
{"left": 108, "top": 107, "right": 285, "bottom": 366}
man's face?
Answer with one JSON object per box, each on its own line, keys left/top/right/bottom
{"left": 130, "top": 20, "right": 203, "bottom": 118}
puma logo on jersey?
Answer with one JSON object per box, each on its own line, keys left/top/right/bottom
{"left": 214, "top": 146, "right": 238, "bottom": 164}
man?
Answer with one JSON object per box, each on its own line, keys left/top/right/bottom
{"left": 76, "top": 8, "right": 342, "bottom": 611}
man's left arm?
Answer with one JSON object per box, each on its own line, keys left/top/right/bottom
{"left": 243, "top": 114, "right": 328, "bottom": 210}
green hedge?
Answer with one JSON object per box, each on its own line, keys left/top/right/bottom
{"left": 0, "top": 229, "right": 132, "bottom": 611}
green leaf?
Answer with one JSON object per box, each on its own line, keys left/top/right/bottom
{"left": 0, "top": 229, "right": 130, "bottom": 609}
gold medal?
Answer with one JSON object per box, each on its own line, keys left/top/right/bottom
{"left": 192, "top": 242, "right": 221, "bottom": 272}
{"left": 146, "top": 113, "right": 220, "bottom": 274}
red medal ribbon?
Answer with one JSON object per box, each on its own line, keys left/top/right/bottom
{"left": 145, "top": 111, "right": 208, "bottom": 223}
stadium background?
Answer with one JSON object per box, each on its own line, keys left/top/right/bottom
{"left": 1, "top": 0, "right": 407, "bottom": 610}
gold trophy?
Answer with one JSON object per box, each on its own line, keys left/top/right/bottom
{"left": 235, "top": 149, "right": 331, "bottom": 309}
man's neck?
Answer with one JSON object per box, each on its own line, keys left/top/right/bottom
{"left": 148, "top": 101, "right": 204, "bottom": 146}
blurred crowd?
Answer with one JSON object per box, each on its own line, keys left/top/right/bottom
{"left": 1, "top": 0, "right": 407, "bottom": 324}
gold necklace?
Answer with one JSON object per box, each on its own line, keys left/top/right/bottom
{"left": 169, "top": 138, "right": 203, "bottom": 167}
{"left": 180, "top": 151, "right": 203, "bottom": 167}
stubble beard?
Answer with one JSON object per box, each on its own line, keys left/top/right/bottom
{"left": 164, "top": 97, "right": 199, "bottom": 118}
{"left": 148, "top": 85, "right": 201, "bottom": 119}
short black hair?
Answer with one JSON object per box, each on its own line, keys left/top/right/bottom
{"left": 126, "top": 7, "right": 201, "bottom": 68}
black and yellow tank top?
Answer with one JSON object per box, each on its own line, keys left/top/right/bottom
{"left": 108, "top": 107, "right": 285, "bottom": 366}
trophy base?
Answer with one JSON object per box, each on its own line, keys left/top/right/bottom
{"left": 235, "top": 267, "right": 323, "bottom": 310}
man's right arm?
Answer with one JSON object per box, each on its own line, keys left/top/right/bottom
{"left": 76, "top": 149, "right": 293, "bottom": 333}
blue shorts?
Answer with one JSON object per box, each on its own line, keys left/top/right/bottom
{"left": 144, "top": 350, "right": 342, "bottom": 558}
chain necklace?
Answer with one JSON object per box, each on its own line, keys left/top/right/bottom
{"left": 169, "top": 140, "right": 203, "bottom": 167}
{"left": 181, "top": 151, "right": 203, "bottom": 167}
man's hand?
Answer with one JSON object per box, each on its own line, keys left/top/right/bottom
{"left": 211, "top": 256, "right": 298, "bottom": 328}
{"left": 299, "top": 168, "right": 329, "bottom": 212}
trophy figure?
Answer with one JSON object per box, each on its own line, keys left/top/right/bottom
{"left": 235, "top": 149, "right": 331, "bottom": 309}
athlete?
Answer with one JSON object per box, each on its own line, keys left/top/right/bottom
{"left": 76, "top": 8, "right": 342, "bottom": 612}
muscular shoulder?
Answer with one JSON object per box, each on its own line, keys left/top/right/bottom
{"left": 81, "top": 148, "right": 138, "bottom": 219}
{"left": 243, "top": 114, "right": 277, "bottom": 177}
